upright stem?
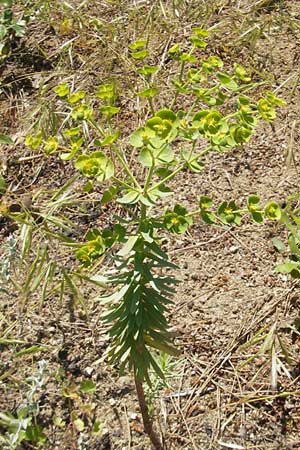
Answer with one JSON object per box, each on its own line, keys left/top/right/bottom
{"left": 134, "top": 373, "right": 164, "bottom": 450}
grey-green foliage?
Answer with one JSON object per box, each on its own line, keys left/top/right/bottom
{"left": 0, "top": 235, "right": 18, "bottom": 283}
{"left": 0, "top": 360, "right": 47, "bottom": 449}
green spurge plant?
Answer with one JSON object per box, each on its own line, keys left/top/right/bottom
{"left": 24, "top": 28, "right": 285, "bottom": 448}
{"left": 272, "top": 194, "right": 300, "bottom": 279}
{"left": 0, "top": 0, "right": 28, "bottom": 59}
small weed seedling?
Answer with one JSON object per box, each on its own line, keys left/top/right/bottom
{"left": 0, "top": 0, "right": 28, "bottom": 60}
{"left": 19, "top": 28, "right": 287, "bottom": 448}
{"left": 0, "top": 360, "right": 47, "bottom": 449}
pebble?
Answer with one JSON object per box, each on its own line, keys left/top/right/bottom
{"left": 83, "top": 366, "right": 94, "bottom": 376}
{"left": 229, "top": 245, "right": 239, "bottom": 254}
{"left": 129, "top": 412, "right": 139, "bottom": 421}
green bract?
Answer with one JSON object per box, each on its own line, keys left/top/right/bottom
{"left": 54, "top": 82, "right": 70, "bottom": 98}
{"left": 43, "top": 136, "right": 59, "bottom": 155}
{"left": 199, "top": 195, "right": 215, "bottom": 224}
{"left": 193, "top": 110, "right": 227, "bottom": 137}
{"left": 230, "top": 124, "right": 252, "bottom": 144}
{"left": 96, "top": 84, "right": 114, "bottom": 99}
{"left": 96, "top": 130, "right": 119, "bottom": 147}
{"left": 139, "top": 145, "right": 174, "bottom": 168}
{"left": 130, "top": 127, "right": 156, "bottom": 148}
{"left": 163, "top": 205, "right": 192, "bottom": 234}
{"left": 181, "top": 150, "right": 203, "bottom": 173}
{"left": 187, "top": 68, "right": 206, "bottom": 83}
{"left": 25, "top": 131, "right": 43, "bottom": 150}
{"left": 129, "top": 39, "right": 147, "bottom": 50}
{"left": 146, "top": 117, "right": 173, "bottom": 139}
{"left": 217, "top": 72, "right": 238, "bottom": 91}
{"left": 234, "top": 63, "right": 251, "bottom": 82}
{"left": 71, "top": 104, "right": 93, "bottom": 121}
{"left": 100, "top": 105, "right": 120, "bottom": 117}
{"left": 247, "top": 195, "right": 263, "bottom": 223}
{"left": 265, "top": 92, "right": 286, "bottom": 106}
{"left": 218, "top": 200, "right": 241, "bottom": 225}
{"left": 257, "top": 98, "right": 276, "bottom": 122}
{"left": 68, "top": 91, "right": 86, "bottom": 104}
{"left": 168, "top": 43, "right": 181, "bottom": 58}
{"left": 189, "top": 35, "right": 207, "bottom": 48}
{"left": 137, "top": 87, "right": 159, "bottom": 98}
{"left": 101, "top": 186, "right": 118, "bottom": 204}
{"left": 264, "top": 201, "right": 281, "bottom": 220}
{"left": 192, "top": 27, "right": 209, "bottom": 37}
{"left": 75, "top": 151, "right": 114, "bottom": 181}
{"left": 137, "top": 65, "right": 159, "bottom": 76}
{"left": 76, "top": 229, "right": 106, "bottom": 267}
{"left": 63, "top": 127, "right": 80, "bottom": 137}
{"left": 131, "top": 110, "right": 178, "bottom": 149}
{"left": 276, "top": 262, "right": 300, "bottom": 279}
{"left": 60, "top": 137, "right": 83, "bottom": 161}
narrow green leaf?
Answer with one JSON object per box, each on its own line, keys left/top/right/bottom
{"left": 117, "top": 235, "right": 139, "bottom": 256}
{"left": 97, "top": 283, "right": 131, "bottom": 304}
{"left": 272, "top": 237, "right": 285, "bottom": 253}
{"left": 0, "top": 173, "right": 6, "bottom": 193}
{"left": 16, "top": 345, "right": 49, "bottom": 357}
{"left": 0, "top": 134, "right": 13, "bottom": 144}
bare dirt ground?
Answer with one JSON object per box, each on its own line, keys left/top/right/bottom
{"left": 1, "top": 1, "right": 300, "bottom": 449}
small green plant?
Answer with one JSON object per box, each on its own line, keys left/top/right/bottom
{"left": 272, "top": 195, "right": 300, "bottom": 278}
{"left": 239, "top": 322, "right": 292, "bottom": 390}
{"left": 0, "top": 235, "right": 18, "bottom": 285}
{"left": 0, "top": 0, "right": 27, "bottom": 60}
{"left": 23, "top": 28, "right": 285, "bottom": 448}
{"left": 0, "top": 360, "right": 47, "bottom": 449}
{"left": 145, "top": 352, "right": 181, "bottom": 419}
{"left": 58, "top": 378, "right": 103, "bottom": 446}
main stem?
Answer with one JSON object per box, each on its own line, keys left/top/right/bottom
{"left": 134, "top": 373, "right": 164, "bottom": 450}
{"left": 134, "top": 204, "right": 163, "bottom": 449}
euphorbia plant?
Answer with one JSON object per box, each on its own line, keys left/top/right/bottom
{"left": 24, "top": 28, "right": 285, "bottom": 449}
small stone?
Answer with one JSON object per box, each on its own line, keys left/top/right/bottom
{"left": 129, "top": 412, "right": 139, "bottom": 421}
{"left": 112, "top": 428, "right": 122, "bottom": 437}
{"left": 118, "top": 375, "right": 132, "bottom": 388}
{"left": 83, "top": 366, "right": 94, "bottom": 376}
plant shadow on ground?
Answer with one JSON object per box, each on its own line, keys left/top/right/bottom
{"left": 1, "top": 0, "right": 300, "bottom": 449}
